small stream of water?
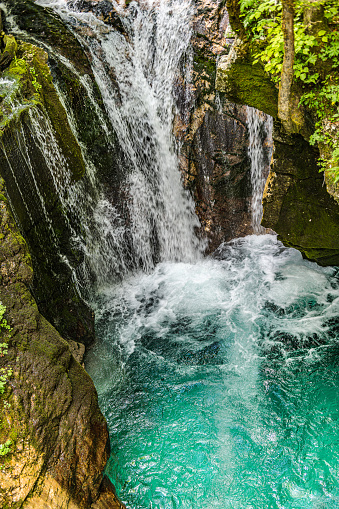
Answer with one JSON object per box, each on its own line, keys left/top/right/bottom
{"left": 246, "top": 106, "right": 273, "bottom": 233}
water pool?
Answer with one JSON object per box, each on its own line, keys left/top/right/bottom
{"left": 87, "top": 235, "right": 339, "bottom": 509}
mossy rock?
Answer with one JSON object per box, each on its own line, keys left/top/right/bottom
{"left": 0, "top": 40, "right": 94, "bottom": 345}
{"left": 3, "top": 0, "right": 92, "bottom": 76}
{"left": 1, "top": 40, "right": 86, "bottom": 182}
{"left": 216, "top": 56, "right": 278, "bottom": 117}
{"left": 47, "top": 54, "right": 127, "bottom": 190}
{"left": 262, "top": 129, "right": 339, "bottom": 266}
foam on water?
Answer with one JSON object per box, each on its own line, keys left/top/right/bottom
{"left": 87, "top": 235, "right": 339, "bottom": 509}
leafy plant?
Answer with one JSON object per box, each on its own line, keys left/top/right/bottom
{"left": 0, "top": 440, "right": 12, "bottom": 457}
{"left": 30, "top": 66, "right": 42, "bottom": 93}
{"left": 238, "top": 0, "right": 339, "bottom": 179}
{"left": 0, "top": 303, "right": 10, "bottom": 332}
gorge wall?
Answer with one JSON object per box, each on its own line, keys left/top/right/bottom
{"left": 1, "top": 0, "right": 339, "bottom": 507}
{"left": 0, "top": 2, "right": 126, "bottom": 506}
{"left": 176, "top": 0, "right": 262, "bottom": 250}
{"left": 216, "top": 0, "right": 339, "bottom": 266}
{"left": 0, "top": 177, "right": 123, "bottom": 508}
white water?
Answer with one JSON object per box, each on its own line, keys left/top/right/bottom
{"left": 87, "top": 235, "right": 339, "bottom": 508}
{"left": 34, "top": 0, "right": 203, "bottom": 276}
{"left": 247, "top": 107, "right": 273, "bottom": 233}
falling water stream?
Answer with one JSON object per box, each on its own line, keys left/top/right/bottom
{"left": 7, "top": 0, "right": 339, "bottom": 507}
{"left": 246, "top": 106, "right": 273, "bottom": 234}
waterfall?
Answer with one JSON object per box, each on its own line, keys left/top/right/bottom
{"left": 246, "top": 106, "right": 273, "bottom": 233}
{"left": 33, "top": 0, "right": 203, "bottom": 280}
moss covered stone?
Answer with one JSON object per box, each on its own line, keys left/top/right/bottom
{"left": 216, "top": 51, "right": 278, "bottom": 117}
{"left": 0, "top": 176, "right": 121, "bottom": 508}
{"left": 2, "top": 40, "right": 86, "bottom": 182}
{"left": 0, "top": 37, "right": 95, "bottom": 345}
{"left": 262, "top": 125, "right": 339, "bottom": 266}
{"left": 4, "top": 0, "right": 92, "bottom": 75}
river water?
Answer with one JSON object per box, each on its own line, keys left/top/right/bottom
{"left": 87, "top": 234, "right": 339, "bottom": 509}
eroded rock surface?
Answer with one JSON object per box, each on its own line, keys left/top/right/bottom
{"left": 0, "top": 178, "right": 123, "bottom": 508}
{"left": 177, "top": 0, "right": 255, "bottom": 250}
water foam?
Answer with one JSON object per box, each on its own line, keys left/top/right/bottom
{"left": 87, "top": 235, "right": 339, "bottom": 509}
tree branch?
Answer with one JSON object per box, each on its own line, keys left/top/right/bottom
{"left": 278, "top": 0, "right": 295, "bottom": 131}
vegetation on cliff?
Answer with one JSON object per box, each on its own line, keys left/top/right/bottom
{"left": 233, "top": 0, "right": 339, "bottom": 185}
{"left": 0, "top": 302, "right": 12, "bottom": 460}
{"left": 216, "top": 0, "right": 339, "bottom": 265}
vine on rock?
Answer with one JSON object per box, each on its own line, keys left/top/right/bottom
{"left": 0, "top": 302, "right": 12, "bottom": 459}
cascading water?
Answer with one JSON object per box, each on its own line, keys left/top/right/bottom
{"left": 5, "top": 1, "right": 339, "bottom": 508}
{"left": 247, "top": 106, "right": 273, "bottom": 233}
{"left": 3, "top": 0, "right": 203, "bottom": 293}
{"left": 34, "top": 0, "right": 203, "bottom": 277}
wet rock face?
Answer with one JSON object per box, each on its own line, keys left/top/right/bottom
{"left": 262, "top": 122, "right": 339, "bottom": 266}
{"left": 180, "top": 100, "right": 252, "bottom": 251}
{"left": 67, "top": 0, "right": 126, "bottom": 33}
{"left": 216, "top": 3, "right": 339, "bottom": 266}
{"left": 4, "top": 0, "right": 92, "bottom": 75}
{"left": 176, "top": 0, "right": 254, "bottom": 250}
{"left": 0, "top": 38, "right": 95, "bottom": 346}
{"left": 0, "top": 178, "right": 123, "bottom": 509}
{"left": 1, "top": 0, "right": 129, "bottom": 341}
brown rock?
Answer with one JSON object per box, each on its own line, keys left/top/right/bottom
{"left": 0, "top": 177, "right": 118, "bottom": 508}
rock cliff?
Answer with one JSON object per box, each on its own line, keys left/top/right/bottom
{"left": 0, "top": 3, "right": 126, "bottom": 506}
{"left": 0, "top": 178, "right": 123, "bottom": 508}
{"left": 216, "top": 0, "right": 339, "bottom": 265}
{"left": 177, "top": 0, "right": 256, "bottom": 250}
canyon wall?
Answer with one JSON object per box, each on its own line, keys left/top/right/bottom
{"left": 0, "top": 3, "right": 125, "bottom": 506}
{"left": 216, "top": 0, "right": 339, "bottom": 265}
{"left": 0, "top": 176, "right": 123, "bottom": 508}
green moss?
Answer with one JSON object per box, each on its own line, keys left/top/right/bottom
{"left": 276, "top": 180, "right": 339, "bottom": 250}
{"left": 194, "top": 50, "right": 216, "bottom": 82}
{"left": 3, "top": 35, "right": 17, "bottom": 57}
{"left": 2, "top": 41, "right": 86, "bottom": 182}
{"left": 216, "top": 58, "right": 278, "bottom": 117}
{"left": 6, "top": 0, "right": 92, "bottom": 76}
{"left": 262, "top": 134, "right": 339, "bottom": 266}
{"left": 0, "top": 41, "right": 84, "bottom": 180}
